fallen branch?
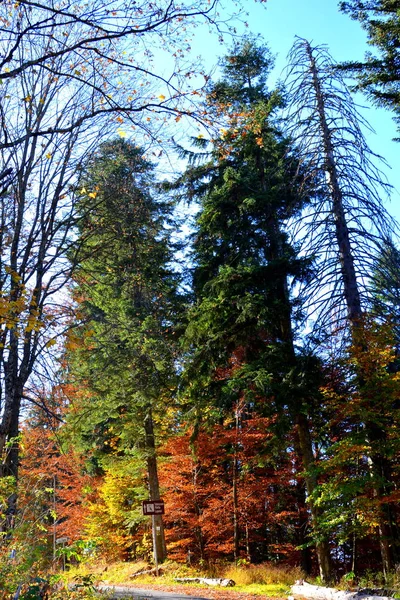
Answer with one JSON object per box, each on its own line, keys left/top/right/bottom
{"left": 130, "top": 567, "right": 164, "bottom": 578}
{"left": 290, "top": 581, "right": 394, "bottom": 600}
{"left": 174, "top": 577, "right": 235, "bottom": 587}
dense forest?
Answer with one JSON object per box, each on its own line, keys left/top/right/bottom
{"left": 1, "top": 0, "right": 400, "bottom": 595}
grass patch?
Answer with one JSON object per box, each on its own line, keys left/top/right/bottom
{"left": 233, "top": 583, "right": 291, "bottom": 596}
{"left": 64, "top": 559, "right": 204, "bottom": 586}
{"left": 223, "top": 563, "right": 303, "bottom": 586}
{"left": 62, "top": 559, "right": 301, "bottom": 597}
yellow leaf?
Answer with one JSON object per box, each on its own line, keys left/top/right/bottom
{"left": 45, "top": 152, "right": 52, "bottom": 159}
{"left": 158, "top": 94, "right": 166, "bottom": 101}
{"left": 88, "top": 192, "right": 97, "bottom": 199}
{"left": 117, "top": 128, "right": 126, "bottom": 138}
{"left": 80, "top": 187, "right": 87, "bottom": 194}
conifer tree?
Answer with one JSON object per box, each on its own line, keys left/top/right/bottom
{"left": 178, "top": 39, "right": 333, "bottom": 581}
{"left": 372, "top": 239, "right": 400, "bottom": 341}
{"left": 340, "top": 0, "right": 400, "bottom": 137}
{"left": 65, "top": 139, "right": 182, "bottom": 563}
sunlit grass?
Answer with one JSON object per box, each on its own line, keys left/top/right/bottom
{"left": 64, "top": 559, "right": 300, "bottom": 597}
{"left": 233, "top": 583, "right": 291, "bottom": 596}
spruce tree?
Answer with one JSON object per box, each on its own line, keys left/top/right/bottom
{"left": 372, "top": 239, "right": 400, "bottom": 337}
{"left": 179, "top": 39, "right": 333, "bottom": 581}
{"left": 66, "top": 139, "right": 182, "bottom": 563}
{"left": 340, "top": 0, "right": 400, "bottom": 137}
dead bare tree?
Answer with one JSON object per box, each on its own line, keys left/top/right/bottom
{"left": 284, "top": 37, "right": 399, "bottom": 577}
{"left": 0, "top": 47, "right": 108, "bottom": 480}
{"left": 284, "top": 38, "right": 395, "bottom": 336}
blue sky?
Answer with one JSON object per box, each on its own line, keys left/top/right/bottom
{"left": 188, "top": 0, "right": 400, "bottom": 223}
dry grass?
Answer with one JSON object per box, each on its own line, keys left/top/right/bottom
{"left": 222, "top": 563, "right": 304, "bottom": 586}
{"left": 64, "top": 559, "right": 301, "bottom": 597}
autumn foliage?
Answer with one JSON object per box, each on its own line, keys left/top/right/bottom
{"left": 160, "top": 419, "right": 303, "bottom": 565}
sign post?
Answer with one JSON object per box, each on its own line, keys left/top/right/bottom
{"left": 152, "top": 514, "right": 158, "bottom": 576}
{"left": 142, "top": 500, "right": 165, "bottom": 576}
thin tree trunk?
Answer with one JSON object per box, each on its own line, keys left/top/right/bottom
{"left": 233, "top": 462, "right": 239, "bottom": 560}
{"left": 144, "top": 408, "right": 167, "bottom": 563}
{"left": 293, "top": 438, "right": 313, "bottom": 576}
{"left": 367, "top": 450, "right": 396, "bottom": 576}
{"left": 351, "top": 531, "right": 356, "bottom": 574}
{"left": 296, "top": 412, "right": 333, "bottom": 582}
{"left": 193, "top": 462, "right": 205, "bottom": 561}
{"left": 245, "top": 523, "right": 251, "bottom": 562}
{"left": 233, "top": 407, "right": 240, "bottom": 561}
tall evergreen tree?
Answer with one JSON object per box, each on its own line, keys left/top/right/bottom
{"left": 340, "top": 0, "right": 400, "bottom": 137}
{"left": 178, "top": 39, "right": 333, "bottom": 581}
{"left": 372, "top": 239, "right": 400, "bottom": 338}
{"left": 65, "top": 139, "right": 182, "bottom": 563}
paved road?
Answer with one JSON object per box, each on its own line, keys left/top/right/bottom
{"left": 96, "top": 585, "right": 211, "bottom": 600}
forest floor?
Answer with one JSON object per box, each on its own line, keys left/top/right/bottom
{"left": 67, "top": 559, "right": 296, "bottom": 599}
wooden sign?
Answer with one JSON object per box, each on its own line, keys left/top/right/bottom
{"left": 142, "top": 500, "right": 165, "bottom": 515}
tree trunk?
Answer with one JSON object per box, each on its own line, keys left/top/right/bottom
{"left": 245, "top": 522, "right": 251, "bottom": 562}
{"left": 144, "top": 408, "right": 167, "bottom": 563}
{"left": 367, "top": 444, "right": 397, "bottom": 576}
{"left": 192, "top": 462, "right": 205, "bottom": 561}
{"left": 232, "top": 458, "right": 239, "bottom": 560}
{"left": 0, "top": 336, "right": 22, "bottom": 479}
{"left": 293, "top": 439, "right": 313, "bottom": 575}
{"left": 233, "top": 407, "right": 240, "bottom": 561}
{"left": 296, "top": 412, "right": 333, "bottom": 582}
